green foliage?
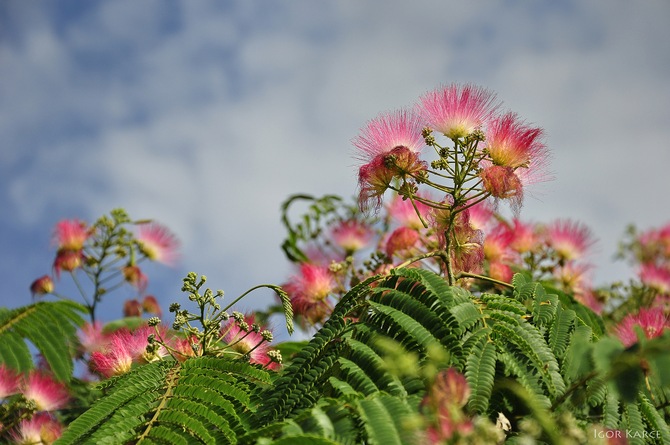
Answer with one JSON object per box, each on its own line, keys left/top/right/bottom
{"left": 280, "top": 194, "right": 348, "bottom": 263}
{"left": 0, "top": 300, "right": 86, "bottom": 381}
{"left": 55, "top": 357, "right": 272, "bottom": 445}
{"left": 244, "top": 269, "right": 670, "bottom": 444}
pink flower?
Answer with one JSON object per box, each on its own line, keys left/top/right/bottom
{"left": 385, "top": 227, "right": 420, "bottom": 258}
{"left": 485, "top": 112, "right": 546, "bottom": 169}
{"left": 575, "top": 289, "right": 603, "bottom": 315}
{"left": 78, "top": 321, "right": 108, "bottom": 355}
{"left": 0, "top": 364, "right": 21, "bottom": 398}
{"left": 123, "top": 299, "right": 143, "bottom": 317}
{"left": 221, "top": 315, "right": 279, "bottom": 370}
{"left": 635, "top": 223, "right": 670, "bottom": 263}
{"left": 52, "top": 219, "right": 89, "bottom": 251}
{"left": 545, "top": 219, "right": 596, "bottom": 261}
{"left": 489, "top": 261, "right": 514, "bottom": 283}
{"left": 614, "top": 307, "right": 668, "bottom": 347}
{"left": 431, "top": 206, "right": 484, "bottom": 273}
{"left": 353, "top": 109, "right": 424, "bottom": 162}
{"left": 283, "top": 263, "right": 336, "bottom": 326}
{"left": 122, "top": 265, "right": 148, "bottom": 293}
{"left": 89, "top": 331, "right": 135, "bottom": 378}
{"left": 423, "top": 368, "right": 474, "bottom": 443}
{"left": 136, "top": 222, "right": 179, "bottom": 265}
{"left": 507, "top": 219, "right": 540, "bottom": 254}
{"left": 554, "top": 261, "right": 593, "bottom": 294}
{"left": 330, "top": 220, "right": 374, "bottom": 253}
{"left": 30, "top": 275, "right": 54, "bottom": 297}
{"left": 52, "top": 250, "right": 85, "bottom": 278}
{"left": 387, "top": 194, "right": 432, "bottom": 230}
{"left": 21, "top": 371, "right": 70, "bottom": 411}
{"left": 466, "top": 200, "right": 494, "bottom": 232}
{"left": 417, "top": 83, "right": 499, "bottom": 140}
{"left": 142, "top": 295, "right": 162, "bottom": 316}
{"left": 9, "top": 412, "right": 63, "bottom": 444}
{"left": 357, "top": 146, "right": 426, "bottom": 212}
{"left": 430, "top": 368, "right": 471, "bottom": 408}
{"left": 639, "top": 263, "right": 670, "bottom": 295}
{"left": 483, "top": 223, "right": 514, "bottom": 263}
{"left": 353, "top": 110, "right": 427, "bottom": 212}
{"left": 479, "top": 164, "right": 523, "bottom": 210}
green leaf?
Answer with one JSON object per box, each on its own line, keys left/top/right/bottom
{"left": 356, "top": 395, "right": 413, "bottom": 445}
{"left": 0, "top": 301, "right": 86, "bottom": 381}
{"left": 465, "top": 333, "right": 496, "bottom": 414}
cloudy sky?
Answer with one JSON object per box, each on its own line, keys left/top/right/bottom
{"left": 1, "top": 1, "right": 668, "bottom": 333}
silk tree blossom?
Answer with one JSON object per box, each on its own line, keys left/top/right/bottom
{"left": 545, "top": 219, "right": 596, "bottom": 262}
{"left": 508, "top": 219, "right": 541, "bottom": 254}
{"left": 122, "top": 265, "right": 149, "bottom": 293}
{"left": 52, "top": 219, "right": 89, "bottom": 252}
{"left": 283, "top": 263, "right": 336, "bottom": 326}
{"left": 136, "top": 222, "right": 180, "bottom": 265}
{"left": 417, "top": 83, "right": 499, "bottom": 140}
{"left": 554, "top": 261, "right": 593, "bottom": 295}
{"left": 639, "top": 263, "right": 670, "bottom": 295}
{"left": 21, "top": 371, "right": 69, "bottom": 411}
{"left": 77, "top": 321, "right": 108, "bottom": 356}
{"left": 387, "top": 194, "right": 432, "bottom": 230}
{"left": 431, "top": 207, "right": 484, "bottom": 273}
{"left": 466, "top": 201, "right": 495, "bottom": 232}
{"left": 9, "top": 412, "right": 63, "bottom": 445}
{"left": 353, "top": 109, "right": 425, "bottom": 162}
{"left": 483, "top": 223, "right": 515, "bottom": 264}
{"left": 354, "top": 110, "right": 427, "bottom": 212}
{"left": 489, "top": 261, "right": 514, "bottom": 283}
{"left": 634, "top": 223, "right": 670, "bottom": 263}
{"left": 221, "top": 315, "right": 279, "bottom": 370}
{"left": 385, "top": 226, "right": 420, "bottom": 258}
{"left": 614, "top": 307, "right": 669, "bottom": 348}
{"left": 423, "top": 368, "right": 475, "bottom": 443}
{"left": 89, "top": 333, "right": 133, "bottom": 378}
{"left": 142, "top": 295, "right": 162, "bottom": 316}
{"left": 330, "top": 220, "right": 374, "bottom": 253}
{"left": 88, "top": 327, "right": 160, "bottom": 378}
{"left": 484, "top": 112, "right": 547, "bottom": 170}
{"left": 0, "top": 364, "right": 21, "bottom": 398}
{"left": 479, "top": 163, "right": 524, "bottom": 211}
{"left": 30, "top": 275, "right": 54, "bottom": 297}
{"left": 52, "top": 250, "right": 85, "bottom": 278}
{"left": 575, "top": 289, "right": 603, "bottom": 315}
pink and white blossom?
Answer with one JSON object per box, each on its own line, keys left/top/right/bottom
{"left": 136, "top": 222, "right": 180, "bottom": 265}
{"left": 614, "top": 307, "right": 668, "bottom": 348}
{"left": 418, "top": 83, "right": 499, "bottom": 140}
{"left": 21, "top": 371, "right": 69, "bottom": 411}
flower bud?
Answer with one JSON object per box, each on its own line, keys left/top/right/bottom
{"left": 30, "top": 275, "right": 54, "bottom": 296}
{"left": 142, "top": 295, "right": 162, "bottom": 316}
{"left": 123, "top": 299, "right": 142, "bottom": 317}
{"left": 53, "top": 250, "right": 85, "bottom": 277}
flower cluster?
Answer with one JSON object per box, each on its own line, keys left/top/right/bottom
{"left": 0, "top": 365, "right": 69, "bottom": 443}
{"left": 355, "top": 83, "right": 549, "bottom": 215}
{"left": 279, "top": 191, "right": 604, "bottom": 328}
{"left": 608, "top": 222, "right": 670, "bottom": 347}
{"left": 29, "top": 210, "right": 179, "bottom": 323}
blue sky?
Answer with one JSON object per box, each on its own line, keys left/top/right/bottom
{"left": 1, "top": 1, "right": 669, "bottom": 333}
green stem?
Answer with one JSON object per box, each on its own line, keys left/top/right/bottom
{"left": 456, "top": 271, "right": 514, "bottom": 289}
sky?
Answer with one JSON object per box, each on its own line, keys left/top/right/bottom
{"left": 1, "top": 0, "right": 669, "bottom": 337}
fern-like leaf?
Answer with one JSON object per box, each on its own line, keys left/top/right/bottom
{"left": 56, "top": 356, "right": 270, "bottom": 445}
{"left": 0, "top": 301, "right": 86, "bottom": 381}
{"left": 355, "top": 394, "right": 414, "bottom": 445}
{"left": 465, "top": 332, "right": 496, "bottom": 414}
{"left": 548, "top": 304, "right": 576, "bottom": 360}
